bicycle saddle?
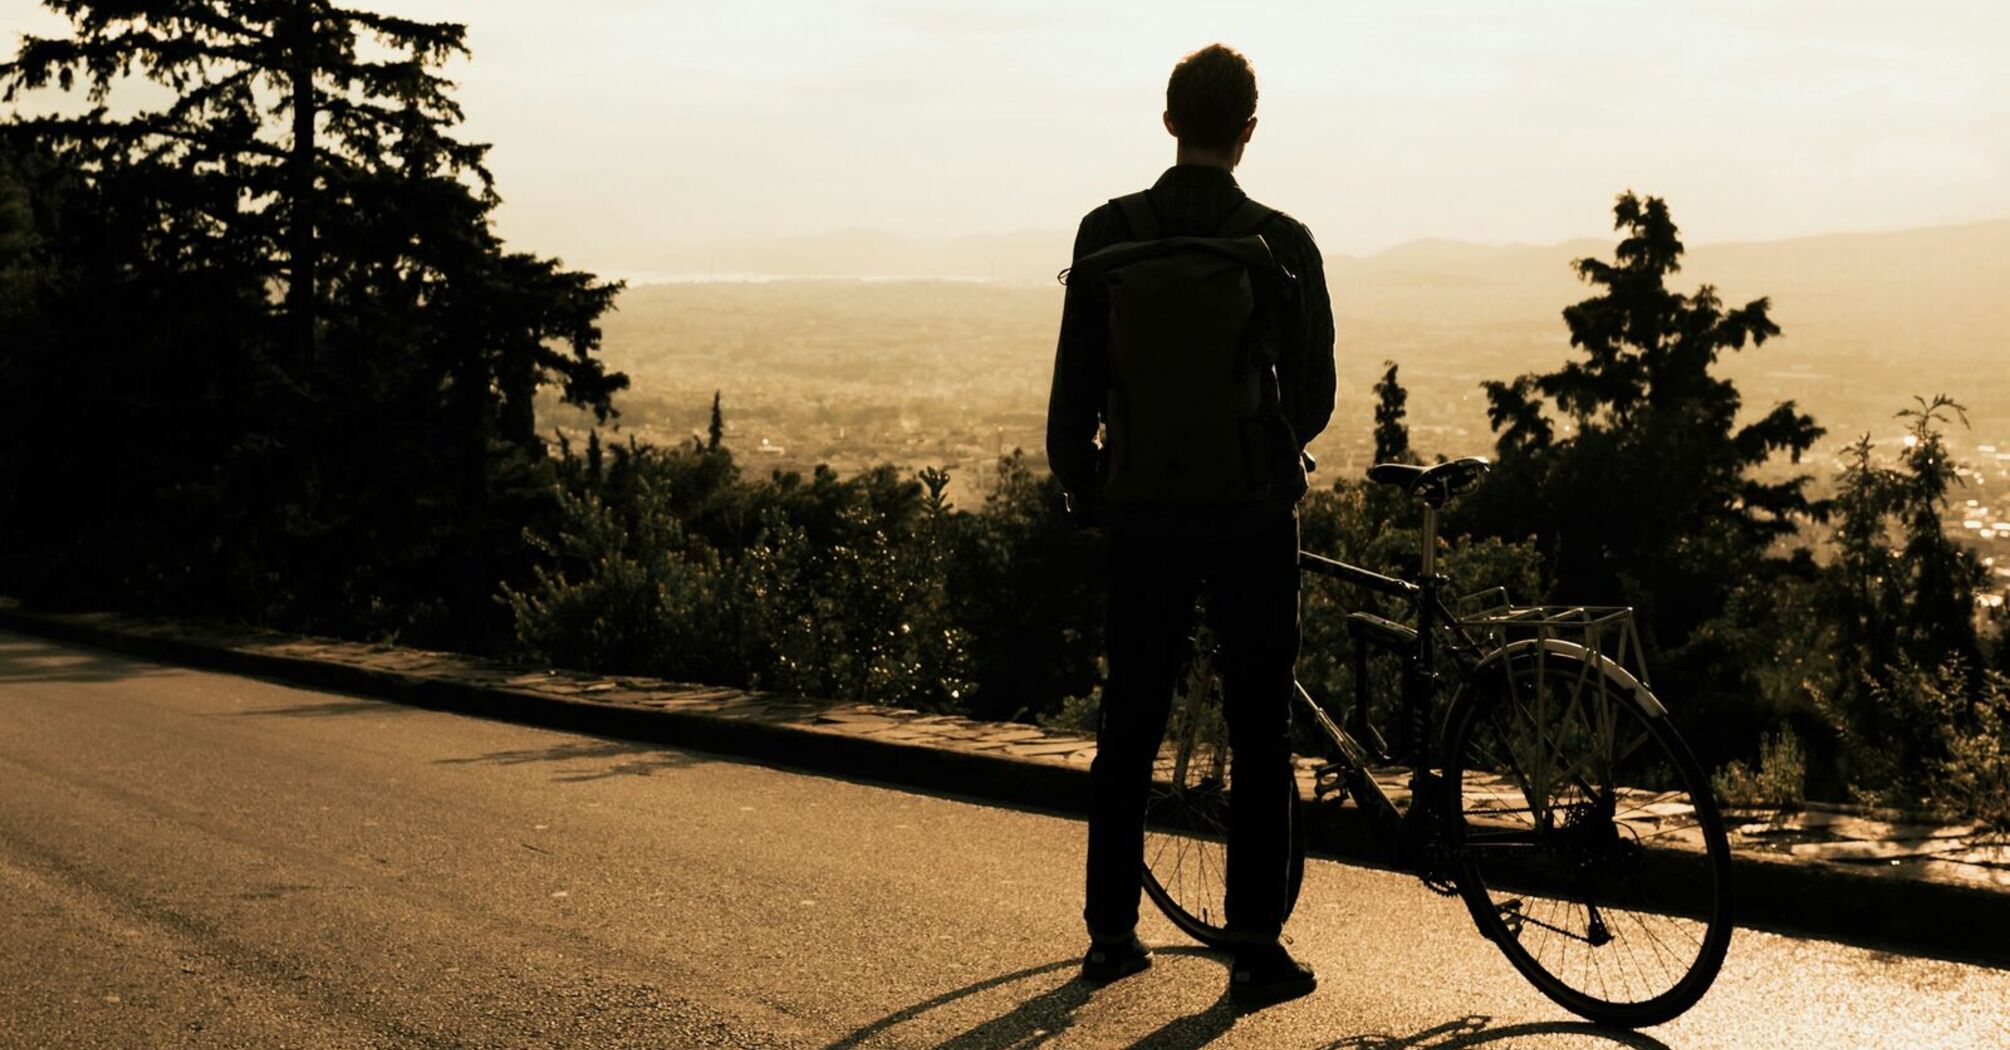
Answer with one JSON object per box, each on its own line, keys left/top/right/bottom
{"left": 1366, "top": 456, "right": 1492, "bottom": 507}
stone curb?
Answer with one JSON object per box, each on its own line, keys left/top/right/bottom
{"left": 1, "top": 604, "right": 2005, "bottom": 969}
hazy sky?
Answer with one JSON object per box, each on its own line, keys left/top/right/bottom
{"left": 6, "top": 1, "right": 2006, "bottom": 273}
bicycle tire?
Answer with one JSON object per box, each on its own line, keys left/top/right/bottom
{"left": 1139, "top": 643, "right": 1307, "bottom": 948}
{"left": 1445, "top": 645, "right": 1734, "bottom": 1028}
{"left": 1142, "top": 777, "right": 1307, "bottom": 948}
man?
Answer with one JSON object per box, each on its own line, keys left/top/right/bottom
{"left": 1046, "top": 44, "right": 1335, "bottom": 1005}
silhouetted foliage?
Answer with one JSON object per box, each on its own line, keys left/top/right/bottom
{"left": 0, "top": 1, "right": 624, "bottom": 647}
{"left": 1371, "top": 360, "right": 1415, "bottom": 466}
{"left": 1812, "top": 397, "right": 1993, "bottom": 804}
{"left": 1844, "top": 658, "right": 2010, "bottom": 829}
{"left": 1456, "top": 192, "right": 1825, "bottom": 765}
{"left": 0, "top": 144, "right": 35, "bottom": 314}
{"left": 508, "top": 433, "right": 983, "bottom": 710}
{"left": 945, "top": 451, "right": 1106, "bottom": 721}
{"left": 1887, "top": 399, "right": 1988, "bottom": 672}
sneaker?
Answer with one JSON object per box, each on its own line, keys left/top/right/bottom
{"left": 1228, "top": 942, "right": 1316, "bottom": 1005}
{"left": 1080, "top": 932, "right": 1153, "bottom": 984}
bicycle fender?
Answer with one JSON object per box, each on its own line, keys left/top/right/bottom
{"left": 1466, "top": 638, "right": 1668, "bottom": 719}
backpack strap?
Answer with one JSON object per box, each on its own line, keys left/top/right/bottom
{"left": 1114, "top": 192, "right": 1161, "bottom": 241}
{"left": 1217, "top": 198, "right": 1276, "bottom": 239}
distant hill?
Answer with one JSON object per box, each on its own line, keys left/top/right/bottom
{"left": 1686, "top": 220, "right": 2010, "bottom": 367}
{"left": 1317, "top": 220, "right": 2010, "bottom": 384}
{"left": 1325, "top": 219, "right": 2010, "bottom": 456}
{"left": 625, "top": 220, "right": 2010, "bottom": 364}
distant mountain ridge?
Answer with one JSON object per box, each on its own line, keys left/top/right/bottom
{"left": 617, "top": 218, "right": 2009, "bottom": 297}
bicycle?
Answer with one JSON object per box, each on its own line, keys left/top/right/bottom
{"left": 1140, "top": 456, "right": 1734, "bottom": 1028}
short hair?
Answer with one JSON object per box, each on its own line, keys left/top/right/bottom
{"left": 1165, "top": 44, "right": 1258, "bottom": 152}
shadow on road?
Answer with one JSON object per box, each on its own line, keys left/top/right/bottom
{"left": 0, "top": 635, "right": 175, "bottom": 685}
{"left": 228, "top": 698, "right": 416, "bottom": 717}
{"left": 822, "top": 952, "right": 1673, "bottom": 1050}
{"left": 821, "top": 958, "right": 1089, "bottom": 1049}
{"left": 1127, "top": 987, "right": 1237, "bottom": 1049}
{"left": 1320, "top": 1014, "right": 1675, "bottom": 1049}
{"left": 435, "top": 739, "right": 711, "bottom": 782}
{"left": 823, "top": 949, "right": 1252, "bottom": 1050}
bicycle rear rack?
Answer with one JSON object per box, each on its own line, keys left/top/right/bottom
{"left": 1453, "top": 588, "right": 1651, "bottom": 687}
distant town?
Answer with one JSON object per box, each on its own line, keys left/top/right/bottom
{"left": 1957, "top": 443, "right": 2010, "bottom": 608}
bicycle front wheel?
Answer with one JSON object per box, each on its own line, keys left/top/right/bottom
{"left": 1139, "top": 646, "right": 1305, "bottom": 947}
{"left": 1446, "top": 644, "right": 1733, "bottom": 1028}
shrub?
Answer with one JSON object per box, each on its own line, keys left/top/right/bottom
{"left": 739, "top": 499, "right": 972, "bottom": 709}
{"left": 1934, "top": 669, "right": 2010, "bottom": 834}
{"left": 1847, "top": 658, "right": 2010, "bottom": 830}
{"left": 1712, "top": 728, "right": 1807, "bottom": 811}
{"left": 945, "top": 450, "right": 1106, "bottom": 721}
{"left": 508, "top": 440, "right": 974, "bottom": 711}
{"left": 500, "top": 477, "right": 743, "bottom": 683}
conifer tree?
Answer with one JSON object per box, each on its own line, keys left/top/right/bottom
{"left": 1456, "top": 193, "right": 1825, "bottom": 761}
{"left": 1, "top": 2, "right": 627, "bottom": 641}
{"left": 1371, "top": 360, "right": 1414, "bottom": 465}
{"left": 1465, "top": 192, "right": 1822, "bottom": 621}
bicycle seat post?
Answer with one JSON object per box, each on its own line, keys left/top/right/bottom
{"left": 1418, "top": 503, "right": 1439, "bottom": 578}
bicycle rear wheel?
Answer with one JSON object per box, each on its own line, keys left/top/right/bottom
{"left": 1446, "top": 645, "right": 1733, "bottom": 1028}
{"left": 1140, "top": 642, "right": 1305, "bottom": 948}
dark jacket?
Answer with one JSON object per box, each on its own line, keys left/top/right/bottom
{"left": 1046, "top": 164, "right": 1337, "bottom": 533}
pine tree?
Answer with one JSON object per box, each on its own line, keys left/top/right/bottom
{"left": 1456, "top": 193, "right": 1826, "bottom": 765}
{"left": 1466, "top": 192, "right": 1822, "bottom": 617}
{"left": 1371, "top": 360, "right": 1415, "bottom": 465}
{"left": 0, "top": 147, "right": 34, "bottom": 313}
{"left": 1, "top": 2, "right": 627, "bottom": 642}
{"left": 5, "top": 2, "right": 453, "bottom": 357}
{"left": 3, "top": 0, "right": 628, "bottom": 427}
{"left": 708, "top": 390, "right": 725, "bottom": 451}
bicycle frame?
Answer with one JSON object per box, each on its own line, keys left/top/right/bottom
{"left": 1147, "top": 456, "right": 1735, "bottom": 1027}
{"left": 1294, "top": 501, "right": 1490, "bottom": 869}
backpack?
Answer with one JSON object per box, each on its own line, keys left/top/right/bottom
{"left": 1070, "top": 192, "right": 1287, "bottom": 505}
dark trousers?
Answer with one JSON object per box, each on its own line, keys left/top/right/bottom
{"left": 1083, "top": 509, "right": 1300, "bottom": 942}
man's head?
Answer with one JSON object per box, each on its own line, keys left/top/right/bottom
{"left": 1163, "top": 44, "right": 1258, "bottom": 168}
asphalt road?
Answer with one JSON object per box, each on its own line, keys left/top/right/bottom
{"left": 2, "top": 628, "right": 2007, "bottom": 1050}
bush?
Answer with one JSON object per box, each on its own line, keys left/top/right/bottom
{"left": 739, "top": 499, "right": 973, "bottom": 709}
{"left": 1841, "top": 658, "right": 2010, "bottom": 830}
{"left": 1712, "top": 728, "right": 1807, "bottom": 811}
{"left": 945, "top": 451, "right": 1105, "bottom": 721}
{"left": 500, "top": 477, "right": 743, "bottom": 683}
{"left": 506, "top": 439, "right": 975, "bottom": 711}
{"left": 1934, "top": 669, "right": 2010, "bottom": 834}
{"left": 1040, "top": 668, "right": 1104, "bottom": 736}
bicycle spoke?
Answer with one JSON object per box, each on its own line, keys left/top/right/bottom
{"left": 1145, "top": 632, "right": 1299, "bottom": 948}
{"left": 1508, "top": 900, "right": 1601, "bottom": 945}
{"left": 1481, "top": 707, "right": 1549, "bottom": 830}
{"left": 1148, "top": 824, "right": 1175, "bottom": 870}
{"left": 1453, "top": 648, "right": 1731, "bottom": 1023}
